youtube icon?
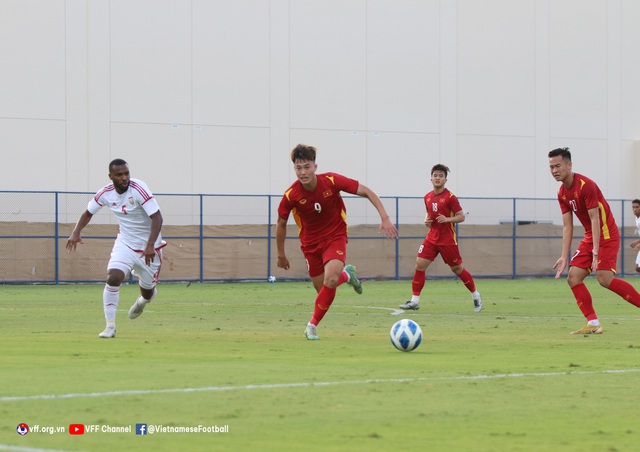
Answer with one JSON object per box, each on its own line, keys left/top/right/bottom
{"left": 69, "top": 424, "right": 85, "bottom": 435}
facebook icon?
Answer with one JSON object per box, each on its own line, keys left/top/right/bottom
{"left": 136, "top": 424, "right": 147, "bottom": 435}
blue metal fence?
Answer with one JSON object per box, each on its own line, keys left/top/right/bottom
{"left": 0, "top": 190, "right": 638, "bottom": 283}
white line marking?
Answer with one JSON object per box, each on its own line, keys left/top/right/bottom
{"left": 0, "top": 445, "right": 86, "bottom": 452}
{"left": 351, "top": 306, "right": 405, "bottom": 315}
{"left": 2, "top": 369, "right": 638, "bottom": 403}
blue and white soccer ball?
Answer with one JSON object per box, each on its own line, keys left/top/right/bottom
{"left": 390, "top": 319, "right": 423, "bottom": 352}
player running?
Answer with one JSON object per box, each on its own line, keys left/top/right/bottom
{"left": 66, "top": 159, "right": 165, "bottom": 338}
{"left": 276, "top": 144, "right": 398, "bottom": 340}
{"left": 549, "top": 147, "right": 640, "bottom": 334}
{"left": 399, "top": 164, "right": 482, "bottom": 312}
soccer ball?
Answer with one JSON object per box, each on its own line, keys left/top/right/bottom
{"left": 390, "top": 319, "right": 423, "bottom": 352}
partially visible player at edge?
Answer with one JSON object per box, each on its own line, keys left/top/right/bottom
{"left": 276, "top": 144, "right": 398, "bottom": 340}
{"left": 399, "top": 164, "right": 482, "bottom": 312}
{"left": 549, "top": 147, "right": 640, "bottom": 334}
{"left": 66, "top": 159, "right": 165, "bottom": 338}
{"left": 628, "top": 199, "right": 640, "bottom": 273}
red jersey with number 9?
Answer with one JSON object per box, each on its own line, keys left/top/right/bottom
{"left": 278, "top": 172, "right": 359, "bottom": 247}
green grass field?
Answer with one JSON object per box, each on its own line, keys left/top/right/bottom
{"left": 2, "top": 278, "right": 640, "bottom": 451}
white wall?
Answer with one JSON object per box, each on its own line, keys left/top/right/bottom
{"left": 1, "top": 0, "right": 640, "bottom": 211}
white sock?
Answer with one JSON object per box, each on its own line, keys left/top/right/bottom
{"left": 588, "top": 319, "right": 600, "bottom": 326}
{"left": 411, "top": 295, "right": 420, "bottom": 303}
{"left": 137, "top": 288, "right": 157, "bottom": 305}
{"left": 472, "top": 291, "right": 480, "bottom": 299}
{"left": 103, "top": 284, "right": 120, "bottom": 325}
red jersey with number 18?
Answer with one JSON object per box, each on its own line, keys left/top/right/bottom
{"left": 278, "top": 172, "right": 359, "bottom": 247}
{"left": 556, "top": 172, "right": 619, "bottom": 243}
{"left": 424, "top": 188, "right": 462, "bottom": 246}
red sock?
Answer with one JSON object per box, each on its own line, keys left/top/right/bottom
{"left": 310, "top": 285, "right": 337, "bottom": 325}
{"left": 571, "top": 283, "right": 597, "bottom": 321}
{"left": 457, "top": 269, "right": 477, "bottom": 293}
{"left": 608, "top": 278, "right": 640, "bottom": 308}
{"left": 412, "top": 270, "right": 426, "bottom": 296}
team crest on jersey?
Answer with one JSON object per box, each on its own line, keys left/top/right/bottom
{"left": 323, "top": 190, "right": 332, "bottom": 198}
{"left": 128, "top": 197, "right": 134, "bottom": 206}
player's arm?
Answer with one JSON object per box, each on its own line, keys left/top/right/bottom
{"left": 66, "top": 210, "right": 93, "bottom": 252}
{"left": 276, "top": 216, "right": 290, "bottom": 270}
{"left": 587, "top": 206, "right": 600, "bottom": 271}
{"left": 355, "top": 183, "right": 398, "bottom": 238}
{"left": 436, "top": 209, "right": 465, "bottom": 224}
{"left": 424, "top": 212, "right": 432, "bottom": 228}
{"left": 553, "top": 210, "right": 573, "bottom": 278}
{"left": 143, "top": 210, "right": 163, "bottom": 265}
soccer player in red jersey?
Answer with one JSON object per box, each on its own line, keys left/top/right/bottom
{"left": 399, "top": 164, "right": 482, "bottom": 312}
{"left": 276, "top": 144, "right": 398, "bottom": 340}
{"left": 549, "top": 147, "right": 640, "bottom": 334}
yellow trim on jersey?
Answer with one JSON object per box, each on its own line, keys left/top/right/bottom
{"left": 598, "top": 202, "right": 610, "bottom": 240}
{"left": 284, "top": 188, "right": 293, "bottom": 201}
{"left": 325, "top": 175, "right": 335, "bottom": 184}
{"left": 449, "top": 213, "right": 457, "bottom": 245}
{"left": 291, "top": 208, "right": 303, "bottom": 236}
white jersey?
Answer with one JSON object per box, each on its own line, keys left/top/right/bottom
{"left": 88, "top": 178, "right": 165, "bottom": 251}
{"left": 636, "top": 216, "right": 640, "bottom": 236}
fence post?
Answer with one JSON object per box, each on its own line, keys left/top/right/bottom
{"left": 199, "top": 194, "right": 204, "bottom": 283}
{"left": 267, "top": 195, "right": 272, "bottom": 280}
{"left": 55, "top": 191, "right": 59, "bottom": 285}
{"left": 512, "top": 198, "right": 517, "bottom": 279}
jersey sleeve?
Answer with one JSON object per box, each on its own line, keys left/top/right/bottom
{"left": 557, "top": 189, "right": 571, "bottom": 215}
{"left": 327, "top": 173, "right": 359, "bottom": 194}
{"left": 580, "top": 179, "right": 600, "bottom": 211}
{"left": 87, "top": 187, "right": 108, "bottom": 215}
{"left": 449, "top": 193, "right": 463, "bottom": 213}
{"left": 130, "top": 179, "right": 159, "bottom": 216}
{"left": 277, "top": 188, "right": 294, "bottom": 220}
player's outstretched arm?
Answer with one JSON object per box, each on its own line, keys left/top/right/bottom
{"left": 66, "top": 210, "right": 93, "bottom": 252}
{"left": 275, "top": 216, "right": 290, "bottom": 270}
{"left": 356, "top": 184, "right": 398, "bottom": 239}
{"left": 553, "top": 211, "right": 574, "bottom": 279}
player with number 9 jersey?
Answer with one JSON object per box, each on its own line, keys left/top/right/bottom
{"left": 277, "top": 172, "right": 358, "bottom": 248}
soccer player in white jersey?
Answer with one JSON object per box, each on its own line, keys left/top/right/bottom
{"left": 66, "top": 159, "right": 165, "bottom": 338}
{"left": 629, "top": 199, "right": 640, "bottom": 273}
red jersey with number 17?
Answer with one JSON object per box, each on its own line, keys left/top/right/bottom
{"left": 424, "top": 188, "right": 462, "bottom": 246}
{"left": 556, "top": 172, "right": 618, "bottom": 243}
{"left": 278, "top": 172, "right": 359, "bottom": 247}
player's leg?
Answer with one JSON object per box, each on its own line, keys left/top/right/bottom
{"left": 400, "top": 240, "right": 434, "bottom": 310}
{"left": 596, "top": 238, "right": 640, "bottom": 308}
{"left": 446, "top": 246, "right": 482, "bottom": 312}
{"left": 565, "top": 246, "right": 601, "bottom": 334}
{"left": 303, "top": 250, "right": 325, "bottom": 340}
{"left": 450, "top": 265, "right": 482, "bottom": 313}
{"left": 100, "top": 267, "right": 127, "bottom": 338}
{"left": 129, "top": 248, "right": 162, "bottom": 319}
{"left": 635, "top": 251, "right": 640, "bottom": 272}
{"left": 321, "top": 236, "right": 360, "bottom": 293}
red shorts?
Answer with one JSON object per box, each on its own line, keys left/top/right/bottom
{"left": 301, "top": 236, "right": 348, "bottom": 278}
{"left": 418, "top": 240, "right": 463, "bottom": 267}
{"left": 570, "top": 237, "right": 619, "bottom": 273}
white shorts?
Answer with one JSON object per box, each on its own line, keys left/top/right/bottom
{"left": 108, "top": 238, "right": 163, "bottom": 289}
